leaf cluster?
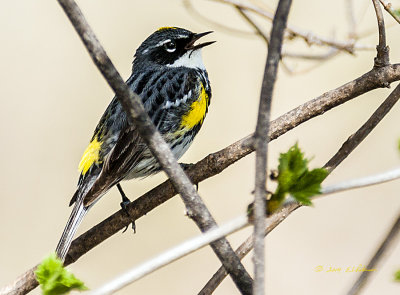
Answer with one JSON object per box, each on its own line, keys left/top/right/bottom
{"left": 35, "top": 253, "right": 87, "bottom": 295}
{"left": 269, "top": 143, "right": 328, "bottom": 213}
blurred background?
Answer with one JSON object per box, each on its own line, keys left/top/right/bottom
{"left": 1, "top": 0, "right": 400, "bottom": 294}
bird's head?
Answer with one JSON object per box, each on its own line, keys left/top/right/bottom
{"left": 133, "top": 27, "right": 215, "bottom": 70}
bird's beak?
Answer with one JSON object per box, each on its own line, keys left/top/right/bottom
{"left": 185, "top": 31, "right": 216, "bottom": 51}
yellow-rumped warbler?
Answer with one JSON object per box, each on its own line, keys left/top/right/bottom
{"left": 56, "top": 27, "right": 214, "bottom": 260}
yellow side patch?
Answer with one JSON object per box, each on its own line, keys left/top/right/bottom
{"left": 157, "top": 26, "right": 177, "bottom": 31}
{"left": 180, "top": 84, "right": 208, "bottom": 130}
{"left": 78, "top": 136, "right": 102, "bottom": 175}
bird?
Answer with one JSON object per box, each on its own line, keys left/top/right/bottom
{"left": 55, "top": 27, "right": 215, "bottom": 260}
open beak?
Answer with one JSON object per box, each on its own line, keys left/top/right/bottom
{"left": 185, "top": 31, "right": 216, "bottom": 51}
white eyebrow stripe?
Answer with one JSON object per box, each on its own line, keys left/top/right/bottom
{"left": 155, "top": 39, "right": 172, "bottom": 47}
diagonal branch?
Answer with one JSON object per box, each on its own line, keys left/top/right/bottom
{"left": 379, "top": 0, "right": 400, "bottom": 24}
{"left": 252, "top": 0, "right": 292, "bottom": 294}
{"left": 57, "top": 0, "right": 253, "bottom": 294}
{"left": 324, "top": 83, "right": 400, "bottom": 171}
{"left": 346, "top": 210, "right": 400, "bottom": 295}
{"left": 2, "top": 64, "right": 400, "bottom": 295}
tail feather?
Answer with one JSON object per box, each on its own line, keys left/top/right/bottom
{"left": 55, "top": 200, "right": 87, "bottom": 261}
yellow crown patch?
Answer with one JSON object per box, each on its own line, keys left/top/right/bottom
{"left": 157, "top": 26, "right": 177, "bottom": 32}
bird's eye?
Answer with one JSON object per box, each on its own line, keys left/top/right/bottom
{"left": 164, "top": 41, "right": 176, "bottom": 52}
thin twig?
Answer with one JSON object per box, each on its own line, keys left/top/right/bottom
{"left": 282, "top": 48, "right": 339, "bottom": 61}
{"left": 198, "top": 81, "right": 400, "bottom": 294}
{"left": 324, "top": 83, "right": 400, "bottom": 171}
{"left": 346, "top": 211, "right": 400, "bottom": 295}
{"left": 235, "top": 5, "right": 340, "bottom": 77}
{"left": 321, "top": 167, "right": 400, "bottom": 195}
{"left": 3, "top": 64, "right": 400, "bottom": 295}
{"left": 379, "top": 0, "right": 400, "bottom": 25}
{"left": 209, "top": 0, "right": 374, "bottom": 53}
{"left": 183, "top": 0, "right": 253, "bottom": 37}
{"left": 236, "top": 7, "right": 269, "bottom": 44}
{"left": 253, "top": 0, "right": 292, "bottom": 294}
{"left": 372, "top": 0, "right": 390, "bottom": 67}
{"left": 57, "top": 0, "right": 253, "bottom": 294}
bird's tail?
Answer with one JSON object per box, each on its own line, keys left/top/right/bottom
{"left": 55, "top": 198, "right": 87, "bottom": 261}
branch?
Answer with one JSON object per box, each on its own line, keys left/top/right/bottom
{"left": 253, "top": 0, "right": 292, "bottom": 293}
{"left": 3, "top": 64, "right": 400, "bottom": 295}
{"left": 209, "top": 0, "right": 374, "bottom": 53}
{"left": 324, "top": 83, "right": 400, "bottom": 171}
{"left": 379, "top": 0, "right": 400, "bottom": 24}
{"left": 321, "top": 167, "right": 400, "bottom": 195}
{"left": 346, "top": 211, "right": 400, "bottom": 295}
{"left": 372, "top": 0, "right": 390, "bottom": 67}
{"left": 236, "top": 7, "right": 269, "bottom": 44}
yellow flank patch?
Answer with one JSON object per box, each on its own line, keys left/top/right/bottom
{"left": 78, "top": 136, "right": 102, "bottom": 175}
{"left": 157, "top": 26, "right": 177, "bottom": 31}
{"left": 180, "top": 84, "right": 208, "bottom": 130}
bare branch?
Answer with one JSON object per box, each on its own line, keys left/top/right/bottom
{"left": 236, "top": 7, "right": 269, "bottom": 44}
{"left": 282, "top": 48, "right": 339, "bottom": 61}
{"left": 209, "top": 0, "right": 374, "bottom": 53}
{"left": 321, "top": 167, "right": 400, "bottom": 195}
{"left": 252, "top": 0, "right": 292, "bottom": 293}
{"left": 3, "top": 64, "right": 400, "bottom": 295}
{"left": 346, "top": 211, "right": 400, "bottom": 295}
{"left": 324, "top": 83, "right": 400, "bottom": 171}
{"left": 57, "top": 0, "right": 252, "bottom": 293}
{"left": 379, "top": 0, "right": 400, "bottom": 25}
{"left": 372, "top": 0, "right": 390, "bottom": 67}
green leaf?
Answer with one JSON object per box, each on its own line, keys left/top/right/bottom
{"left": 35, "top": 253, "right": 88, "bottom": 295}
{"left": 270, "top": 143, "right": 328, "bottom": 211}
{"left": 394, "top": 9, "right": 400, "bottom": 18}
{"left": 291, "top": 168, "right": 329, "bottom": 205}
{"left": 395, "top": 269, "right": 400, "bottom": 282}
{"left": 277, "top": 143, "right": 308, "bottom": 193}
